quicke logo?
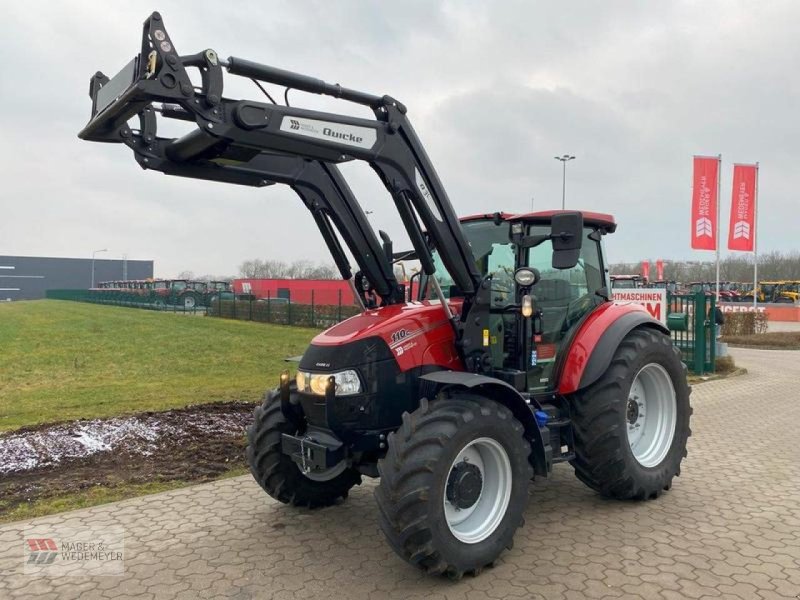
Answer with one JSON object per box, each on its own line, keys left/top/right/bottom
{"left": 323, "top": 127, "right": 362, "bottom": 143}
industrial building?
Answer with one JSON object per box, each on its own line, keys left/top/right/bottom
{"left": 0, "top": 255, "right": 154, "bottom": 301}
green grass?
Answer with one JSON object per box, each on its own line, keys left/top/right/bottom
{"left": 0, "top": 300, "right": 317, "bottom": 433}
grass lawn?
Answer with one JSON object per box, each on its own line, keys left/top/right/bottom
{"left": 722, "top": 331, "right": 800, "bottom": 349}
{"left": 0, "top": 300, "right": 317, "bottom": 433}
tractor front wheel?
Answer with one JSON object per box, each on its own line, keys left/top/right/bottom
{"left": 375, "top": 395, "right": 531, "bottom": 578}
{"left": 246, "top": 391, "right": 361, "bottom": 508}
{"left": 569, "top": 327, "right": 691, "bottom": 500}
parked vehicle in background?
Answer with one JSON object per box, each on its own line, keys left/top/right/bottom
{"left": 610, "top": 274, "right": 644, "bottom": 289}
{"left": 648, "top": 279, "right": 678, "bottom": 294}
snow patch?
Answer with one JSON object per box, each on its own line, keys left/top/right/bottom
{"left": 0, "top": 409, "right": 249, "bottom": 475}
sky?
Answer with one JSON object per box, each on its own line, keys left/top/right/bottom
{"left": 1, "top": 1, "right": 798, "bottom": 278}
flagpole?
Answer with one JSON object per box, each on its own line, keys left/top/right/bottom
{"left": 753, "top": 162, "right": 759, "bottom": 310}
{"left": 715, "top": 154, "right": 721, "bottom": 304}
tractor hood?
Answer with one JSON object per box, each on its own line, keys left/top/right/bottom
{"left": 302, "top": 300, "right": 463, "bottom": 372}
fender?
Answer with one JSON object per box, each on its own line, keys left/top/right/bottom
{"left": 557, "top": 303, "right": 669, "bottom": 395}
{"left": 420, "top": 371, "right": 551, "bottom": 477}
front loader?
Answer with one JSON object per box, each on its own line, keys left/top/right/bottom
{"left": 80, "top": 12, "right": 692, "bottom": 578}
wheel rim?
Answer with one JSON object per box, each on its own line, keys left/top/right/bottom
{"left": 626, "top": 363, "right": 677, "bottom": 468}
{"left": 299, "top": 459, "right": 347, "bottom": 482}
{"left": 443, "top": 437, "right": 512, "bottom": 544}
{"left": 184, "top": 296, "right": 195, "bottom": 308}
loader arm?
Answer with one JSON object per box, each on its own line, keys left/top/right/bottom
{"left": 78, "top": 11, "right": 482, "bottom": 302}
{"left": 78, "top": 14, "right": 404, "bottom": 306}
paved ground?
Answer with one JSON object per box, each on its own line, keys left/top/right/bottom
{"left": 1, "top": 347, "right": 798, "bottom": 600}
{"left": 768, "top": 320, "right": 800, "bottom": 332}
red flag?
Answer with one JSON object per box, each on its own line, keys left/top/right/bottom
{"left": 690, "top": 156, "right": 719, "bottom": 250}
{"left": 656, "top": 259, "right": 664, "bottom": 280}
{"left": 727, "top": 164, "right": 757, "bottom": 252}
{"left": 641, "top": 260, "right": 650, "bottom": 281}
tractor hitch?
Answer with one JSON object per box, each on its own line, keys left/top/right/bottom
{"left": 281, "top": 431, "right": 346, "bottom": 473}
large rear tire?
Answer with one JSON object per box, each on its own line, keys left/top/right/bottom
{"left": 375, "top": 395, "right": 532, "bottom": 578}
{"left": 569, "top": 327, "right": 691, "bottom": 500}
{"left": 246, "top": 391, "right": 361, "bottom": 508}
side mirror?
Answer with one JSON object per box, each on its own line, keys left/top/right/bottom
{"left": 551, "top": 212, "right": 584, "bottom": 269}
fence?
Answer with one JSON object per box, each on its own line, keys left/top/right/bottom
{"left": 666, "top": 291, "right": 716, "bottom": 374}
{"left": 208, "top": 290, "right": 361, "bottom": 328}
{"left": 46, "top": 289, "right": 206, "bottom": 314}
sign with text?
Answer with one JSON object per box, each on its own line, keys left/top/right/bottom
{"left": 727, "top": 164, "right": 758, "bottom": 252}
{"left": 612, "top": 289, "right": 667, "bottom": 324}
{"left": 690, "top": 156, "right": 720, "bottom": 250}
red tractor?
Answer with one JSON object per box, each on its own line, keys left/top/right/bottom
{"left": 80, "top": 13, "right": 691, "bottom": 578}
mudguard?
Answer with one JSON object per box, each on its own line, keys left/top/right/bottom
{"left": 420, "top": 371, "right": 551, "bottom": 477}
{"left": 557, "top": 303, "right": 669, "bottom": 395}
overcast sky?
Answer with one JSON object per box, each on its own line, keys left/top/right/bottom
{"left": 2, "top": 1, "right": 798, "bottom": 277}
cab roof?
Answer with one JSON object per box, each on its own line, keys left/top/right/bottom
{"left": 460, "top": 210, "right": 617, "bottom": 233}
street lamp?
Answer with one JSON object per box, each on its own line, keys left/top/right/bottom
{"left": 554, "top": 154, "right": 576, "bottom": 210}
{"left": 91, "top": 248, "right": 107, "bottom": 289}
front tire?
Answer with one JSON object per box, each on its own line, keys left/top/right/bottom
{"left": 246, "top": 391, "right": 361, "bottom": 508}
{"left": 375, "top": 395, "right": 532, "bottom": 578}
{"left": 569, "top": 327, "right": 691, "bottom": 500}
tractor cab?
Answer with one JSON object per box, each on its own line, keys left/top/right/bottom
{"left": 420, "top": 210, "right": 613, "bottom": 393}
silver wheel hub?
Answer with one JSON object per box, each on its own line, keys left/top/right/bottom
{"left": 443, "top": 437, "right": 512, "bottom": 544}
{"left": 627, "top": 363, "right": 677, "bottom": 468}
{"left": 298, "top": 459, "right": 347, "bottom": 482}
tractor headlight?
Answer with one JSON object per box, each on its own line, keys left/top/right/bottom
{"left": 296, "top": 370, "right": 362, "bottom": 396}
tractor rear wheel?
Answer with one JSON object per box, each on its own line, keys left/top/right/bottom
{"left": 569, "top": 327, "right": 691, "bottom": 500}
{"left": 246, "top": 391, "right": 361, "bottom": 508}
{"left": 375, "top": 395, "right": 532, "bottom": 578}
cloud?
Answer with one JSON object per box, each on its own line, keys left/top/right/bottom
{"left": 1, "top": 1, "right": 797, "bottom": 277}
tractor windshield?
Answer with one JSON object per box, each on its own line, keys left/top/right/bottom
{"left": 427, "top": 220, "right": 511, "bottom": 299}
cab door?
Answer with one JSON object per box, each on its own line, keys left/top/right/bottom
{"left": 525, "top": 225, "right": 607, "bottom": 392}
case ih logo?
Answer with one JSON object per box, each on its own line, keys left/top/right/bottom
{"left": 27, "top": 538, "right": 58, "bottom": 565}
{"left": 695, "top": 217, "right": 713, "bottom": 238}
{"left": 289, "top": 119, "right": 300, "bottom": 130}
{"left": 732, "top": 220, "right": 750, "bottom": 240}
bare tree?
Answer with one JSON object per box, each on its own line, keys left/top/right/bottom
{"left": 238, "top": 259, "right": 339, "bottom": 279}
{"left": 610, "top": 250, "right": 800, "bottom": 282}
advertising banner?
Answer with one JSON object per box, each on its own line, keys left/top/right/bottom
{"left": 727, "top": 164, "right": 758, "bottom": 252}
{"left": 691, "top": 156, "right": 719, "bottom": 250}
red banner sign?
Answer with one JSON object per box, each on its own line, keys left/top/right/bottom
{"left": 690, "top": 156, "right": 719, "bottom": 250}
{"left": 727, "top": 164, "right": 757, "bottom": 252}
{"left": 656, "top": 259, "right": 664, "bottom": 280}
{"left": 641, "top": 260, "right": 650, "bottom": 280}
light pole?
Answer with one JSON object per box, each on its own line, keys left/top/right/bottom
{"left": 91, "top": 248, "right": 107, "bottom": 288}
{"left": 554, "top": 154, "right": 576, "bottom": 209}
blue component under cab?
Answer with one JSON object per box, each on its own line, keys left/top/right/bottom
{"left": 534, "top": 410, "right": 549, "bottom": 428}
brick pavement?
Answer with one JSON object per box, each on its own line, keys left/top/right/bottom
{"left": 1, "top": 347, "right": 798, "bottom": 599}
